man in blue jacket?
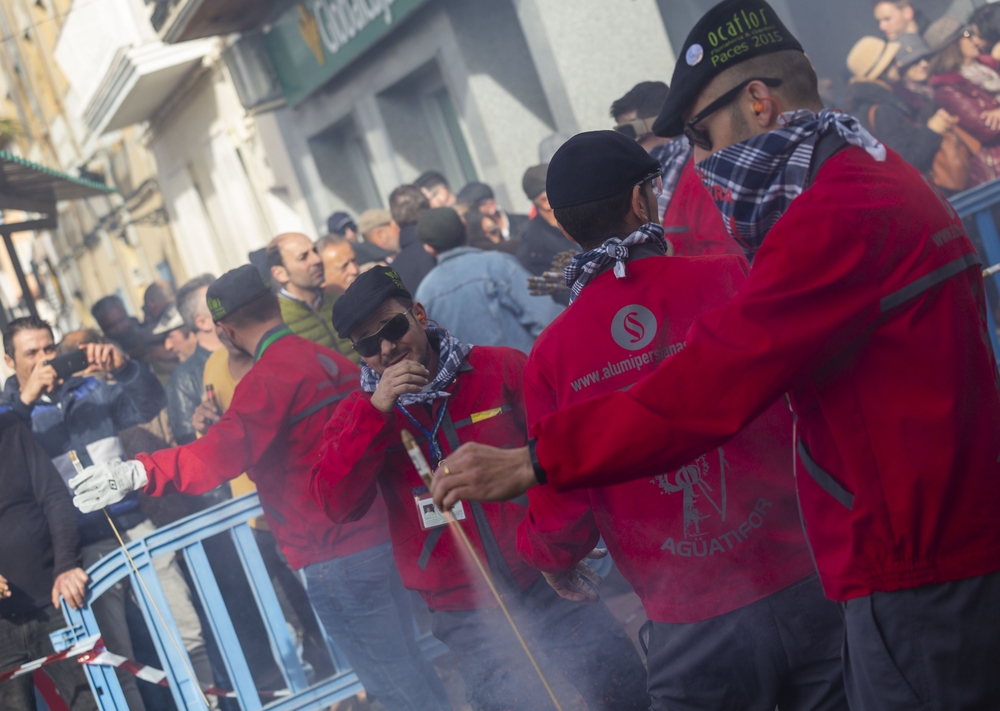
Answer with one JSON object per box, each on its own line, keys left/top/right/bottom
{"left": 1, "top": 316, "right": 214, "bottom": 711}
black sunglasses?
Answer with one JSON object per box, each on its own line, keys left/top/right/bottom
{"left": 684, "top": 77, "right": 782, "bottom": 151}
{"left": 352, "top": 309, "right": 413, "bottom": 358}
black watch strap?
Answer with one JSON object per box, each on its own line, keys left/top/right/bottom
{"left": 528, "top": 439, "right": 547, "bottom": 484}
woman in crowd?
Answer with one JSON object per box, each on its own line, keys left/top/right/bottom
{"left": 467, "top": 213, "right": 519, "bottom": 254}
{"left": 928, "top": 16, "right": 1000, "bottom": 186}
{"left": 847, "top": 35, "right": 955, "bottom": 176}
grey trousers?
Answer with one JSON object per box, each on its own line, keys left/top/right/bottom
{"left": 646, "top": 574, "right": 847, "bottom": 711}
{"left": 83, "top": 519, "right": 216, "bottom": 711}
{"left": 842, "top": 568, "right": 1000, "bottom": 711}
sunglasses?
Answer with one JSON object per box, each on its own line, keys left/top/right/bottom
{"left": 683, "top": 77, "right": 782, "bottom": 151}
{"left": 614, "top": 117, "right": 657, "bottom": 141}
{"left": 352, "top": 309, "right": 413, "bottom": 358}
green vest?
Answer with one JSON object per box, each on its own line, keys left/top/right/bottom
{"left": 278, "top": 291, "right": 360, "bottom": 364}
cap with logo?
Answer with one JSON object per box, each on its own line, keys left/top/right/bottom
{"left": 151, "top": 304, "right": 185, "bottom": 335}
{"left": 546, "top": 130, "right": 661, "bottom": 210}
{"left": 205, "top": 265, "right": 271, "bottom": 323}
{"left": 332, "top": 265, "right": 412, "bottom": 339}
{"left": 357, "top": 209, "right": 393, "bottom": 236}
{"left": 653, "top": 0, "right": 803, "bottom": 138}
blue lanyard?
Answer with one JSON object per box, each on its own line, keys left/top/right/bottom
{"left": 396, "top": 401, "right": 448, "bottom": 466}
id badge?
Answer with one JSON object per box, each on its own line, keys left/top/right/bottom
{"left": 413, "top": 486, "right": 466, "bottom": 530}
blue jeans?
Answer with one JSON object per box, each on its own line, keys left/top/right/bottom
{"left": 304, "top": 542, "right": 451, "bottom": 711}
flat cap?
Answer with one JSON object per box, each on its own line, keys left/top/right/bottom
{"left": 522, "top": 164, "right": 548, "bottom": 201}
{"left": 653, "top": 0, "right": 803, "bottom": 138}
{"left": 205, "top": 265, "right": 271, "bottom": 322}
{"left": 357, "top": 209, "right": 393, "bottom": 236}
{"left": 546, "top": 131, "right": 660, "bottom": 210}
{"left": 332, "top": 265, "right": 412, "bottom": 339}
{"left": 151, "top": 304, "right": 184, "bottom": 335}
{"left": 418, "top": 208, "right": 466, "bottom": 253}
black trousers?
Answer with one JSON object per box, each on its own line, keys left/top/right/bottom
{"left": 0, "top": 605, "right": 97, "bottom": 711}
{"left": 430, "top": 577, "right": 649, "bottom": 711}
{"left": 842, "top": 568, "right": 1000, "bottom": 711}
{"left": 646, "top": 574, "right": 846, "bottom": 711}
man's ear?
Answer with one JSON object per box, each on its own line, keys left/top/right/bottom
{"left": 631, "top": 184, "right": 653, "bottom": 224}
{"left": 412, "top": 302, "right": 430, "bottom": 327}
{"left": 194, "top": 314, "right": 212, "bottom": 333}
{"left": 4, "top": 353, "right": 14, "bottom": 371}
{"left": 270, "top": 264, "right": 289, "bottom": 285}
{"left": 748, "top": 81, "right": 782, "bottom": 129}
{"left": 218, "top": 322, "right": 238, "bottom": 347}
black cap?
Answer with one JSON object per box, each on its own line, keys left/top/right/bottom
{"left": 522, "top": 164, "right": 548, "bottom": 201}
{"left": 327, "top": 211, "right": 356, "bottom": 235}
{"left": 546, "top": 131, "right": 660, "bottom": 210}
{"left": 456, "top": 182, "right": 494, "bottom": 205}
{"left": 206, "top": 265, "right": 271, "bottom": 322}
{"left": 653, "top": 0, "right": 802, "bottom": 137}
{"left": 332, "top": 265, "right": 412, "bottom": 339}
{"left": 418, "top": 208, "right": 466, "bottom": 253}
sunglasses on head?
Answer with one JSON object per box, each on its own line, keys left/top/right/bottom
{"left": 614, "top": 117, "right": 657, "bottom": 141}
{"left": 683, "top": 77, "right": 782, "bottom": 151}
{"left": 352, "top": 308, "right": 413, "bottom": 358}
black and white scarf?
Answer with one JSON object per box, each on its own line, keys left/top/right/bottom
{"left": 695, "top": 109, "right": 885, "bottom": 260}
{"left": 563, "top": 223, "right": 668, "bottom": 302}
{"left": 360, "top": 324, "right": 473, "bottom": 406}
{"left": 648, "top": 136, "right": 693, "bottom": 219}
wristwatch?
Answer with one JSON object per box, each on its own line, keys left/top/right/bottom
{"left": 528, "top": 439, "right": 547, "bottom": 484}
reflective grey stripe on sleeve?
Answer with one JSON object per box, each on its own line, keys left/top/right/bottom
{"left": 418, "top": 527, "right": 446, "bottom": 570}
{"left": 797, "top": 440, "right": 854, "bottom": 510}
{"left": 287, "top": 391, "right": 351, "bottom": 426}
{"left": 880, "top": 252, "right": 981, "bottom": 314}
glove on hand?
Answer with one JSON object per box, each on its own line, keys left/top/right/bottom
{"left": 541, "top": 548, "right": 607, "bottom": 603}
{"left": 69, "top": 460, "right": 148, "bottom": 514}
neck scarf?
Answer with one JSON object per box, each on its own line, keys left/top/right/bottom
{"left": 360, "top": 324, "right": 473, "bottom": 406}
{"left": 563, "top": 223, "right": 667, "bottom": 302}
{"left": 961, "top": 60, "right": 1000, "bottom": 97}
{"left": 695, "top": 108, "right": 885, "bottom": 261}
{"left": 648, "top": 136, "right": 694, "bottom": 219}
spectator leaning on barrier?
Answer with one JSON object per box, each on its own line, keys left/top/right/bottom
{"left": 0, "top": 413, "right": 96, "bottom": 711}
{"left": 69, "top": 265, "right": 452, "bottom": 711}
{"left": 415, "top": 208, "right": 563, "bottom": 354}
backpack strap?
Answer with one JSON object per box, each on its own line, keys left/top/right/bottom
{"left": 806, "top": 128, "right": 850, "bottom": 188}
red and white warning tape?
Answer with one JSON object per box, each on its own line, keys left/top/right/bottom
{"left": 0, "top": 635, "right": 290, "bottom": 699}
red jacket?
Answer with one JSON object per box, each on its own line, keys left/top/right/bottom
{"left": 311, "top": 346, "right": 541, "bottom": 610}
{"left": 518, "top": 255, "right": 815, "bottom": 622}
{"left": 139, "top": 330, "right": 390, "bottom": 569}
{"left": 531, "top": 146, "right": 1000, "bottom": 602}
{"left": 930, "top": 57, "right": 1000, "bottom": 186}
{"left": 662, "top": 157, "right": 747, "bottom": 259}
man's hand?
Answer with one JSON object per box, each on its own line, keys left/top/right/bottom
{"left": 69, "top": 460, "right": 148, "bottom": 514}
{"left": 192, "top": 399, "right": 221, "bottom": 435}
{"left": 431, "top": 443, "right": 536, "bottom": 511}
{"left": 20, "top": 358, "right": 61, "bottom": 405}
{"left": 542, "top": 549, "right": 608, "bottom": 603}
{"left": 0, "top": 573, "right": 11, "bottom": 599}
{"left": 82, "top": 343, "right": 127, "bottom": 373}
{"left": 52, "top": 568, "right": 89, "bottom": 610}
{"left": 370, "top": 361, "right": 431, "bottom": 413}
{"left": 527, "top": 272, "right": 569, "bottom": 297}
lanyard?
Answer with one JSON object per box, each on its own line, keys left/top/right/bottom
{"left": 396, "top": 400, "right": 448, "bottom": 466}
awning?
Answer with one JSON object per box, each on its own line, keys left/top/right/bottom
{"left": 0, "top": 151, "right": 116, "bottom": 319}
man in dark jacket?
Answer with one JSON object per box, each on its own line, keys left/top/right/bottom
{"left": 0, "top": 316, "right": 214, "bottom": 711}
{"left": 388, "top": 185, "right": 436, "bottom": 293}
{"left": 0, "top": 413, "right": 96, "bottom": 711}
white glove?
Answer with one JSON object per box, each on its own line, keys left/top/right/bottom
{"left": 69, "top": 460, "right": 148, "bottom": 514}
{"left": 541, "top": 548, "right": 607, "bottom": 603}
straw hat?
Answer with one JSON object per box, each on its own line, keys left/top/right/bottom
{"left": 847, "top": 36, "right": 901, "bottom": 80}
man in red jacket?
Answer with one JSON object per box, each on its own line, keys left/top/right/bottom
{"left": 69, "top": 265, "right": 451, "bottom": 711}
{"left": 311, "top": 266, "right": 648, "bottom": 711}
{"left": 519, "top": 129, "right": 846, "bottom": 710}
{"left": 431, "top": 1, "right": 1000, "bottom": 709}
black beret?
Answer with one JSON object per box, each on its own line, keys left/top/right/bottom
{"left": 653, "top": 0, "right": 803, "bottom": 138}
{"left": 418, "top": 208, "right": 466, "bottom": 253}
{"left": 206, "top": 265, "right": 271, "bottom": 322}
{"left": 332, "top": 265, "right": 412, "bottom": 339}
{"left": 546, "top": 131, "right": 660, "bottom": 210}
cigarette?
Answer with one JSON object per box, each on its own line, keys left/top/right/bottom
{"left": 401, "top": 430, "right": 434, "bottom": 488}
{"left": 68, "top": 450, "right": 86, "bottom": 476}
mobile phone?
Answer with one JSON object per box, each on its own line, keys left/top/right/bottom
{"left": 45, "top": 349, "right": 90, "bottom": 380}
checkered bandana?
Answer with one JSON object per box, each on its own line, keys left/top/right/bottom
{"left": 563, "top": 223, "right": 668, "bottom": 302}
{"left": 696, "top": 109, "right": 885, "bottom": 260}
{"left": 360, "top": 323, "right": 472, "bottom": 406}
{"left": 648, "top": 136, "right": 693, "bottom": 220}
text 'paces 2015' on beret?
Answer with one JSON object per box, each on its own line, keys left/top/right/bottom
{"left": 653, "top": 0, "right": 803, "bottom": 138}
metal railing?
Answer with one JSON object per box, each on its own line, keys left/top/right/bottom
{"left": 48, "top": 493, "right": 437, "bottom": 711}
{"left": 950, "top": 179, "right": 1000, "bottom": 360}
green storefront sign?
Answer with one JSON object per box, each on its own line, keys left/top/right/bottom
{"left": 264, "top": 0, "right": 430, "bottom": 107}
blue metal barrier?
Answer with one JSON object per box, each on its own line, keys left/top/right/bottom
{"left": 48, "top": 493, "right": 442, "bottom": 711}
{"left": 950, "top": 179, "right": 1000, "bottom": 360}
